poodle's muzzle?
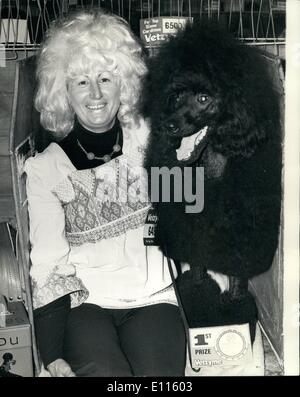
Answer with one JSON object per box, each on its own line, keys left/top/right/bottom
{"left": 162, "top": 120, "right": 210, "bottom": 164}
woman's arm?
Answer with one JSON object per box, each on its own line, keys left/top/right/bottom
{"left": 24, "top": 151, "right": 88, "bottom": 309}
{"left": 24, "top": 150, "right": 88, "bottom": 374}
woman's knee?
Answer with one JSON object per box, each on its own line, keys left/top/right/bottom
{"left": 119, "top": 304, "right": 186, "bottom": 376}
{"left": 64, "top": 304, "right": 133, "bottom": 377}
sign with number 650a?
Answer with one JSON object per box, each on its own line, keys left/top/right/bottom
{"left": 162, "top": 18, "right": 191, "bottom": 34}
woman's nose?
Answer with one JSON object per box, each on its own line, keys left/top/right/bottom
{"left": 89, "top": 81, "right": 102, "bottom": 100}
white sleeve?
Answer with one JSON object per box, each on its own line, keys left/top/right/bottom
{"left": 24, "top": 153, "right": 88, "bottom": 309}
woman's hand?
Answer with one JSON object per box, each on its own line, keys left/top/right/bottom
{"left": 181, "top": 263, "right": 229, "bottom": 293}
{"left": 47, "top": 358, "right": 76, "bottom": 377}
{"left": 207, "top": 270, "right": 229, "bottom": 293}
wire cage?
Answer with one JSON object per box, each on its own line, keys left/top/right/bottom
{"left": 0, "top": 0, "right": 286, "bottom": 56}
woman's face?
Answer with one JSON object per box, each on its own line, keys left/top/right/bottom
{"left": 67, "top": 65, "right": 121, "bottom": 133}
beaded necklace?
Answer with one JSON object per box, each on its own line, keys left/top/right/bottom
{"left": 76, "top": 130, "right": 121, "bottom": 163}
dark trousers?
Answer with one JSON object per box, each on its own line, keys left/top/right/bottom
{"left": 63, "top": 303, "right": 186, "bottom": 377}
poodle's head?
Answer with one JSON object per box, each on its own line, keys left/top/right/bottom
{"left": 140, "top": 21, "right": 280, "bottom": 165}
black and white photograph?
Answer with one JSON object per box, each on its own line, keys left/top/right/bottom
{"left": 0, "top": 0, "right": 299, "bottom": 383}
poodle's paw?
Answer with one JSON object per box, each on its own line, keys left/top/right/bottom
{"left": 177, "top": 271, "right": 257, "bottom": 343}
{"left": 181, "top": 263, "right": 229, "bottom": 293}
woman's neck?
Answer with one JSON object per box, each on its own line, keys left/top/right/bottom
{"left": 76, "top": 118, "right": 116, "bottom": 134}
{"left": 58, "top": 118, "right": 123, "bottom": 170}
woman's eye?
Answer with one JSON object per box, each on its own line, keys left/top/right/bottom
{"left": 78, "top": 80, "right": 88, "bottom": 86}
{"left": 99, "top": 76, "right": 111, "bottom": 84}
{"left": 197, "top": 94, "right": 209, "bottom": 103}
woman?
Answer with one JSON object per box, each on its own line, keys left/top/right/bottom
{"left": 24, "top": 10, "right": 186, "bottom": 377}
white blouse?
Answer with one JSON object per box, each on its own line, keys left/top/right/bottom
{"left": 24, "top": 119, "right": 177, "bottom": 310}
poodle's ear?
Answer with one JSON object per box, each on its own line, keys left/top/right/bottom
{"left": 138, "top": 72, "right": 151, "bottom": 119}
{"left": 211, "top": 94, "right": 271, "bottom": 159}
{"left": 209, "top": 45, "right": 280, "bottom": 159}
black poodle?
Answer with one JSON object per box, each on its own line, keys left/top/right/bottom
{"left": 140, "top": 22, "right": 282, "bottom": 341}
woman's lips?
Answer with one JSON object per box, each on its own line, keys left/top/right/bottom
{"left": 86, "top": 103, "right": 106, "bottom": 111}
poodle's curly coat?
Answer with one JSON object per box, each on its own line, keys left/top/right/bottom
{"left": 140, "top": 22, "right": 282, "bottom": 336}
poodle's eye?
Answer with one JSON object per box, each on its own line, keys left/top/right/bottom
{"left": 197, "top": 94, "right": 209, "bottom": 103}
{"left": 173, "top": 93, "right": 183, "bottom": 102}
{"left": 168, "top": 92, "right": 184, "bottom": 108}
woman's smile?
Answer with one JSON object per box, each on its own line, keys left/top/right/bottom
{"left": 86, "top": 103, "right": 107, "bottom": 111}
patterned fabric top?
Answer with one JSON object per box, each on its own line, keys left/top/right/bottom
{"left": 24, "top": 118, "right": 177, "bottom": 312}
{"left": 52, "top": 155, "right": 151, "bottom": 246}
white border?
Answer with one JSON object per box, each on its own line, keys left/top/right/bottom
{"left": 283, "top": 0, "right": 300, "bottom": 376}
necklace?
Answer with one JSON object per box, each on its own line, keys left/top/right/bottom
{"left": 77, "top": 131, "right": 121, "bottom": 162}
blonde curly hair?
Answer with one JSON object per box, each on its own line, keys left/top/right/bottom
{"left": 35, "top": 9, "right": 147, "bottom": 138}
